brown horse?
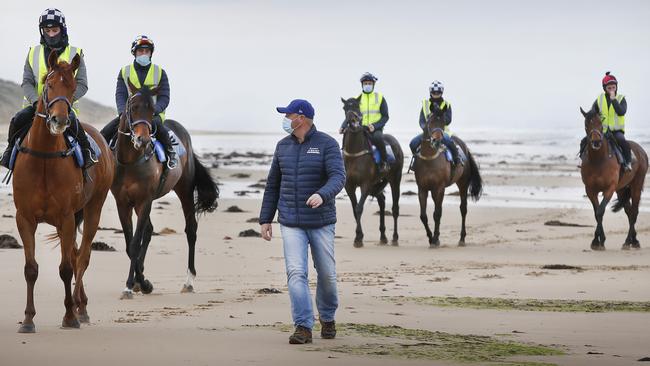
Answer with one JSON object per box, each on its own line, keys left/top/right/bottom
{"left": 11, "top": 52, "right": 114, "bottom": 332}
{"left": 414, "top": 103, "right": 482, "bottom": 248}
{"left": 579, "top": 107, "right": 648, "bottom": 250}
{"left": 341, "top": 97, "right": 403, "bottom": 247}
{"left": 113, "top": 82, "right": 218, "bottom": 299}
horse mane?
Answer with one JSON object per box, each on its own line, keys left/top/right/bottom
{"left": 584, "top": 108, "right": 599, "bottom": 122}
{"left": 135, "top": 85, "right": 155, "bottom": 110}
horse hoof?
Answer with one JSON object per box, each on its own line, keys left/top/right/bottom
{"left": 458, "top": 240, "right": 466, "bottom": 247}
{"left": 132, "top": 283, "right": 142, "bottom": 293}
{"left": 591, "top": 245, "right": 605, "bottom": 251}
{"left": 181, "top": 284, "right": 194, "bottom": 293}
{"left": 120, "top": 290, "right": 134, "bottom": 300}
{"left": 141, "top": 280, "right": 154, "bottom": 295}
{"left": 61, "top": 317, "right": 80, "bottom": 329}
{"left": 353, "top": 241, "right": 364, "bottom": 248}
{"left": 391, "top": 240, "right": 399, "bottom": 246}
{"left": 429, "top": 243, "right": 440, "bottom": 249}
{"left": 379, "top": 237, "right": 388, "bottom": 245}
{"left": 18, "top": 323, "right": 35, "bottom": 333}
{"left": 77, "top": 312, "right": 90, "bottom": 324}
{"left": 622, "top": 243, "right": 631, "bottom": 250}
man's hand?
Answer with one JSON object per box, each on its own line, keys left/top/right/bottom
{"left": 306, "top": 193, "right": 323, "bottom": 208}
{"left": 608, "top": 90, "right": 617, "bottom": 99}
{"left": 261, "top": 223, "right": 273, "bottom": 241}
{"left": 339, "top": 128, "right": 345, "bottom": 134}
{"left": 368, "top": 124, "right": 375, "bottom": 132}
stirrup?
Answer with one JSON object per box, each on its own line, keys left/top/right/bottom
{"left": 166, "top": 154, "right": 178, "bottom": 169}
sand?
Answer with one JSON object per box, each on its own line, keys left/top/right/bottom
{"left": 0, "top": 164, "right": 648, "bottom": 366}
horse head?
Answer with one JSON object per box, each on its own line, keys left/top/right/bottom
{"left": 42, "top": 51, "right": 80, "bottom": 135}
{"left": 581, "top": 106, "right": 604, "bottom": 150}
{"left": 341, "top": 97, "right": 363, "bottom": 133}
{"left": 425, "top": 102, "right": 446, "bottom": 150}
{"left": 124, "top": 80, "right": 159, "bottom": 151}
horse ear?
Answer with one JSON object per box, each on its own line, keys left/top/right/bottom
{"left": 341, "top": 97, "right": 346, "bottom": 104}
{"left": 127, "top": 79, "right": 138, "bottom": 95}
{"left": 47, "top": 49, "right": 59, "bottom": 70}
{"left": 70, "top": 54, "right": 81, "bottom": 72}
{"left": 580, "top": 107, "right": 587, "bottom": 117}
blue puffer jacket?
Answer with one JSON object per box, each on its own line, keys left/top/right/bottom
{"left": 259, "top": 125, "right": 346, "bottom": 228}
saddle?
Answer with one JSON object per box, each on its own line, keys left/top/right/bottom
{"left": 581, "top": 133, "right": 635, "bottom": 166}
{"left": 8, "top": 131, "right": 102, "bottom": 171}
{"left": 414, "top": 140, "right": 466, "bottom": 163}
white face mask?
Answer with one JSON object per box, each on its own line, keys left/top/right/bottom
{"left": 282, "top": 117, "right": 295, "bottom": 134}
{"left": 362, "top": 84, "right": 374, "bottom": 93}
{"left": 135, "top": 55, "right": 151, "bottom": 66}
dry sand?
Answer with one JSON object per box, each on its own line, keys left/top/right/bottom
{"left": 0, "top": 165, "right": 648, "bottom": 366}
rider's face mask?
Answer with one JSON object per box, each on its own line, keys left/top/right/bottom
{"left": 43, "top": 27, "right": 64, "bottom": 49}
{"left": 362, "top": 83, "right": 374, "bottom": 93}
{"left": 135, "top": 54, "right": 151, "bottom": 67}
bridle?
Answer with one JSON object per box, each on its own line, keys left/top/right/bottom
{"left": 419, "top": 116, "right": 444, "bottom": 160}
{"left": 118, "top": 92, "right": 156, "bottom": 138}
{"left": 35, "top": 70, "right": 73, "bottom": 129}
{"left": 341, "top": 107, "right": 371, "bottom": 158}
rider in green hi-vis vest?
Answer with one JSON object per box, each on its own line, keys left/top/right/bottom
{"left": 339, "top": 72, "right": 391, "bottom": 173}
{"left": 100, "top": 35, "right": 177, "bottom": 169}
{"left": 579, "top": 71, "right": 631, "bottom": 171}
{"left": 1, "top": 8, "right": 97, "bottom": 169}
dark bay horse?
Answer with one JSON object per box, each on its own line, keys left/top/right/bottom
{"left": 579, "top": 107, "right": 648, "bottom": 250}
{"left": 340, "top": 97, "right": 403, "bottom": 247}
{"left": 414, "top": 104, "right": 482, "bottom": 248}
{"left": 113, "top": 82, "right": 218, "bottom": 299}
{"left": 12, "top": 52, "right": 114, "bottom": 332}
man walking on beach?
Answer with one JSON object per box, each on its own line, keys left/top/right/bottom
{"left": 259, "top": 99, "right": 346, "bottom": 344}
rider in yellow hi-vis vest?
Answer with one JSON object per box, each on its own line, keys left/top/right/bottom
{"left": 408, "top": 80, "right": 461, "bottom": 172}
{"left": 579, "top": 71, "right": 631, "bottom": 171}
{"left": 1, "top": 8, "right": 96, "bottom": 169}
{"left": 100, "top": 35, "right": 177, "bottom": 169}
{"left": 339, "top": 72, "right": 391, "bottom": 173}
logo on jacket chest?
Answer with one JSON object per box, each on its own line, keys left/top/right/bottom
{"left": 306, "top": 147, "right": 320, "bottom": 155}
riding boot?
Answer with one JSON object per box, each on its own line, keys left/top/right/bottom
{"left": 100, "top": 115, "right": 121, "bottom": 147}
{"left": 579, "top": 137, "right": 588, "bottom": 158}
{"left": 2, "top": 106, "right": 36, "bottom": 168}
{"left": 72, "top": 116, "right": 97, "bottom": 169}
{"left": 376, "top": 141, "right": 390, "bottom": 173}
{"left": 408, "top": 155, "right": 417, "bottom": 173}
{"left": 445, "top": 137, "right": 463, "bottom": 166}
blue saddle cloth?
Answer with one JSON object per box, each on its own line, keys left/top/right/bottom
{"left": 414, "top": 140, "right": 466, "bottom": 163}
{"left": 9, "top": 132, "right": 102, "bottom": 170}
{"left": 152, "top": 130, "right": 187, "bottom": 163}
{"left": 372, "top": 145, "right": 396, "bottom": 164}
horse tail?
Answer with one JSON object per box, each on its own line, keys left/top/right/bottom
{"left": 466, "top": 149, "right": 483, "bottom": 202}
{"left": 46, "top": 210, "right": 85, "bottom": 247}
{"left": 612, "top": 186, "right": 631, "bottom": 212}
{"left": 192, "top": 155, "right": 219, "bottom": 215}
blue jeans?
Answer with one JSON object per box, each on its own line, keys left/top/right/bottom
{"left": 280, "top": 224, "right": 338, "bottom": 329}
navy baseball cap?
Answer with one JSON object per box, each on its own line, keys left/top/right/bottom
{"left": 276, "top": 99, "right": 315, "bottom": 119}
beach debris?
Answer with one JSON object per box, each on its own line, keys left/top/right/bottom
{"left": 401, "top": 190, "right": 417, "bottom": 196}
{"left": 2, "top": 214, "right": 14, "bottom": 218}
{"left": 230, "top": 173, "right": 251, "bottom": 178}
{"left": 234, "top": 190, "right": 260, "bottom": 196}
{"left": 0, "top": 234, "right": 22, "bottom": 249}
{"left": 638, "top": 357, "right": 650, "bottom": 361}
{"left": 225, "top": 205, "right": 246, "bottom": 213}
{"left": 91, "top": 241, "right": 116, "bottom": 252}
{"left": 158, "top": 227, "right": 177, "bottom": 235}
{"left": 98, "top": 226, "right": 120, "bottom": 231}
{"left": 239, "top": 229, "right": 262, "bottom": 238}
{"left": 158, "top": 201, "right": 171, "bottom": 205}
{"left": 246, "top": 217, "right": 259, "bottom": 223}
{"left": 544, "top": 220, "right": 591, "bottom": 227}
{"left": 541, "top": 264, "right": 584, "bottom": 271}
{"left": 223, "top": 236, "right": 233, "bottom": 240}
{"left": 257, "top": 288, "right": 282, "bottom": 294}
{"left": 248, "top": 182, "right": 266, "bottom": 189}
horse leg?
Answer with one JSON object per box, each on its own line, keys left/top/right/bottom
{"left": 596, "top": 189, "right": 614, "bottom": 249}
{"left": 354, "top": 189, "right": 370, "bottom": 248}
{"left": 389, "top": 177, "right": 400, "bottom": 246}
{"left": 135, "top": 218, "right": 154, "bottom": 294}
{"left": 377, "top": 191, "right": 388, "bottom": 245}
{"left": 627, "top": 185, "right": 642, "bottom": 249}
{"left": 131, "top": 201, "right": 154, "bottom": 294}
{"left": 431, "top": 189, "right": 444, "bottom": 247}
{"left": 458, "top": 183, "right": 469, "bottom": 247}
{"left": 345, "top": 185, "right": 362, "bottom": 247}
{"left": 58, "top": 215, "right": 80, "bottom": 329}
{"left": 72, "top": 197, "right": 105, "bottom": 323}
{"left": 16, "top": 212, "right": 38, "bottom": 333}
{"left": 178, "top": 188, "right": 198, "bottom": 293}
{"left": 418, "top": 188, "right": 433, "bottom": 246}
{"left": 586, "top": 189, "right": 603, "bottom": 250}
{"left": 117, "top": 204, "right": 136, "bottom": 299}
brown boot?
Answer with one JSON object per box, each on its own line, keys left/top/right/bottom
{"left": 289, "top": 325, "right": 312, "bottom": 344}
{"left": 320, "top": 319, "right": 336, "bottom": 339}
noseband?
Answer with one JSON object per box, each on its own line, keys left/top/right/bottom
{"left": 35, "top": 71, "right": 73, "bottom": 127}
{"left": 118, "top": 92, "right": 155, "bottom": 137}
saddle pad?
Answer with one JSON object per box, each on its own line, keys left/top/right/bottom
{"left": 372, "top": 145, "right": 396, "bottom": 164}
{"left": 152, "top": 130, "right": 186, "bottom": 163}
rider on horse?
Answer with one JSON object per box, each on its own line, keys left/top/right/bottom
{"left": 579, "top": 71, "right": 631, "bottom": 171}
{"left": 409, "top": 80, "right": 462, "bottom": 171}
{"left": 100, "top": 35, "right": 177, "bottom": 169}
{"left": 339, "top": 72, "right": 390, "bottom": 174}
{"left": 1, "top": 8, "right": 97, "bottom": 169}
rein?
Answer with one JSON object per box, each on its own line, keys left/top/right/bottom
{"left": 341, "top": 116, "right": 371, "bottom": 158}
{"left": 115, "top": 92, "right": 157, "bottom": 166}
{"left": 418, "top": 125, "right": 444, "bottom": 160}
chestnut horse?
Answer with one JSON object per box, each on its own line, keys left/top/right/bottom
{"left": 579, "top": 107, "right": 648, "bottom": 250}
{"left": 340, "top": 97, "right": 403, "bottom": 247}
{"left": 113, "top": 82, "right": 218, "bottom": 299}
{"left": 414, "top": 103, "right": 482, "bottom": 247}
{"left": 12, "top": 52, "right": 114, "bottom": 332}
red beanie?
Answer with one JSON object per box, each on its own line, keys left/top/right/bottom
{"left": 602, "top": 71, "right": 618, "bottom": 89}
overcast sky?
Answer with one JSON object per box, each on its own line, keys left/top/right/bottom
{"left": 2, "top": 0, "right": 649, "bottom": 133}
